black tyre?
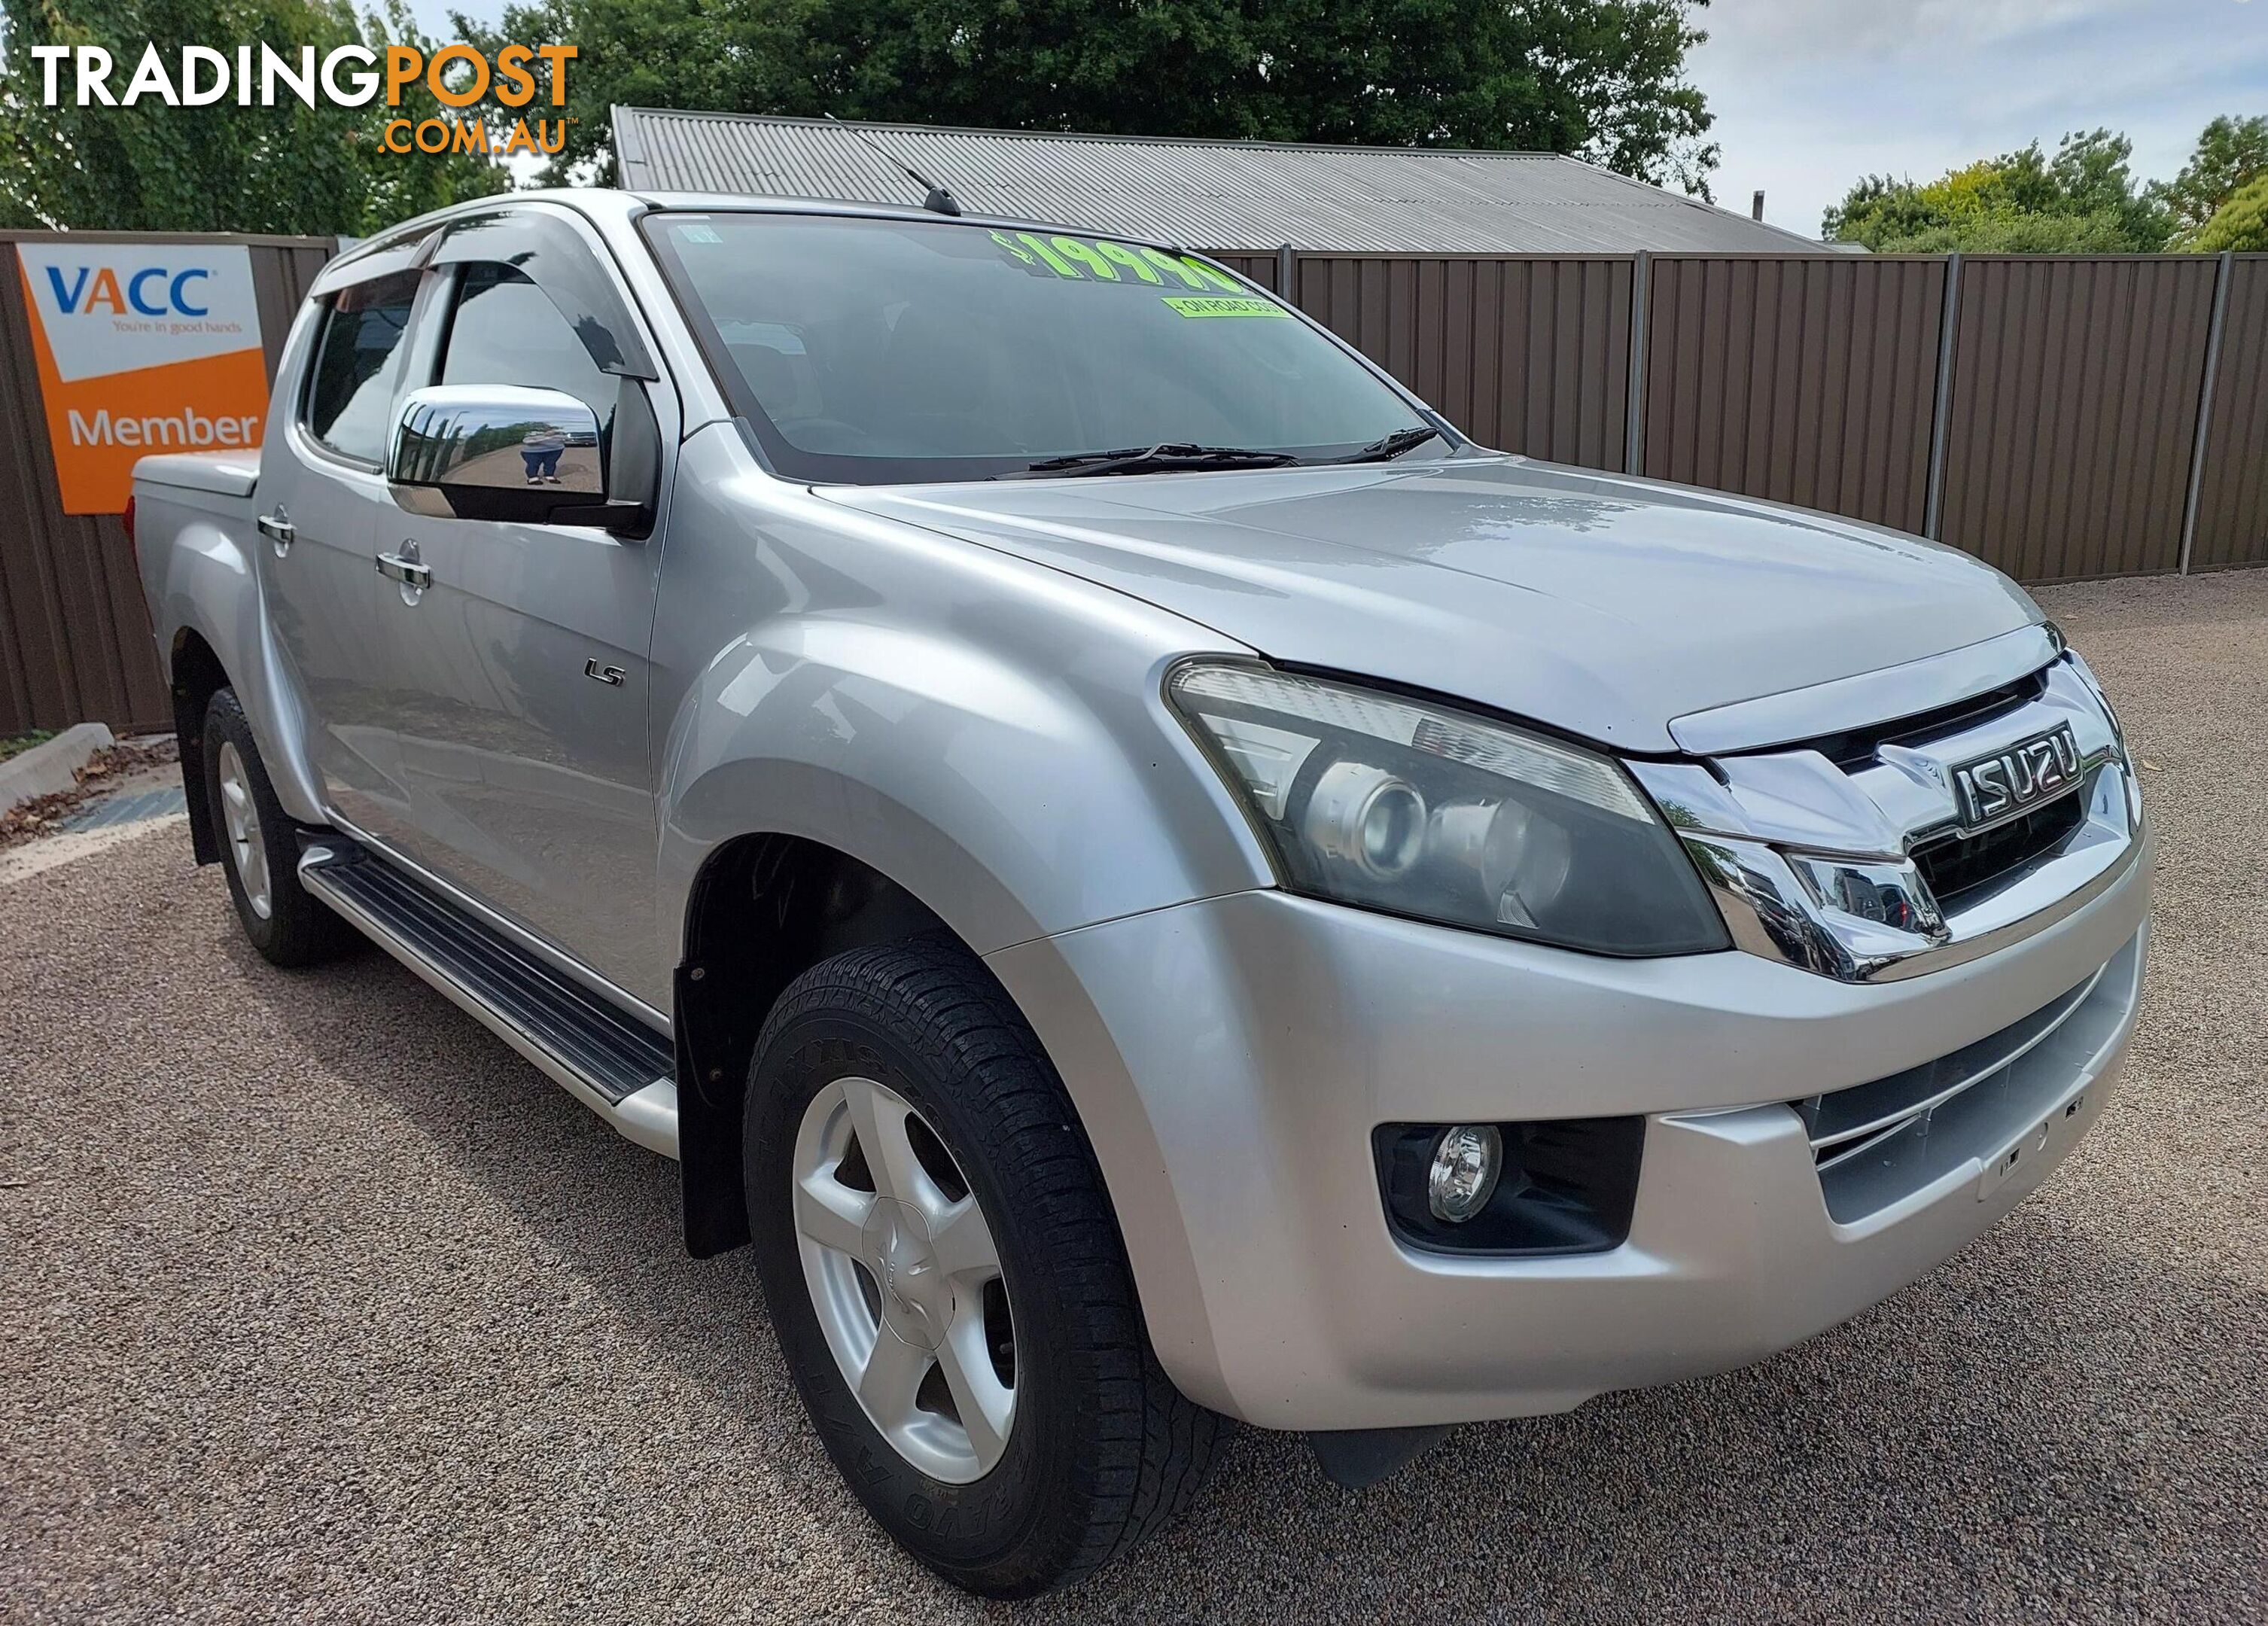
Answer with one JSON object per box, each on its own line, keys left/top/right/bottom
{"left": 201, "top": 688, "right": 356, "bottom": 967}
{"left": 744, "top": 938, "right": 1216, "bottom": 1597}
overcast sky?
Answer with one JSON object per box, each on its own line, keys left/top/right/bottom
{"left": 1691, "top": 0, "right": 2268, "bottom": 236}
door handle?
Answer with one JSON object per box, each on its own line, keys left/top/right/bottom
{"left": 374, "top": 550, "right": 432, "bottom": 590}
{"left": 256, "top": 511, "right": 294, "bottom": 556}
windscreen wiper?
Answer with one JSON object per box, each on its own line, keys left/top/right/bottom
{"left": 1327, "top": 425, "right": 1445, "bottom": 463}
{"left": 1007, "top": 442, "right": 1301, "bottom": 479}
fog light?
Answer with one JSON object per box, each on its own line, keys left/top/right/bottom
{"left": 1426, "top": 1125, "right": 1502, "bottom": 1222}
{"left": 1376, "top": 1118, "right": 1644, "bottom": 1255}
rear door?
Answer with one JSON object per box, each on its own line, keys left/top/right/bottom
{"left": 257, "top": 260, "right": 434, "bottom": 849}
{"left": 376, "top": 211, "right": 673, "bottom": 996}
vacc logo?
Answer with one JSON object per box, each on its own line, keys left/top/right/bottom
{"left": 45, "top": 264, "right": 215, "bottom": 319}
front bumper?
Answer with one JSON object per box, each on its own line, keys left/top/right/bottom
{"left": 987, "top": 822, "right": 2151, "bottom": 1431}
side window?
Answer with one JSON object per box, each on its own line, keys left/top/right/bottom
{"left": 438, "top": 263, "right": 616, "bottom": 420}
{"left": 304, "top": 270, "right": 420, "bottom": 464}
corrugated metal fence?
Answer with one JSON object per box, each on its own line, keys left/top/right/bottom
{"left": 0, "top": 232, "right": 335, "bottom": 737}
{"left": 2, "top": 236, "right": 2263, "bottom": 735}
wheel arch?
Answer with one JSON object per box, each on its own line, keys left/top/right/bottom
{"left": 674, "top": 828, "right": 973, "bottom": 1256}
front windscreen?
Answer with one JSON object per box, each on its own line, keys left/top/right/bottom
{"left": 642, "top": 211, "right": 1442, "bottom": 484}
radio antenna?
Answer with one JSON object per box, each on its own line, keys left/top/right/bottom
{"left": 824, "top": 114, "right": 964, "bottom": 217}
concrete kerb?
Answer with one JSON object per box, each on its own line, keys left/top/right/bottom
{"left": 0, "top": 723, "right": 114, "bottom": 815}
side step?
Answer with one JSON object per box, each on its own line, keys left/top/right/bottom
{"left": 298, "top": 836, "right": 679, "bottom": 1159}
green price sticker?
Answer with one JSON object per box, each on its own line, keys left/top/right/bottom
{"left": 991, "top": 230, "right": 1249, "bottom": 293}
{"left": 1161, "top": 295, "right": 1289, "bottom": 319}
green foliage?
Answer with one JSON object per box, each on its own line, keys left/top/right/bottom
{"left": 2187, "top": 172, "right": 2268, "bottom": 253}
{"left": 2155, "top": 114, "right": 2268, "bottom": 239}
{"left": 1824, "top": 129, "right": 2173, "bottom": 254}
{"left": 0, "top": 0, "right": 507, "bottom": 234}
{"left": 458, "top": 0, "right": 1720, "bottom": 197}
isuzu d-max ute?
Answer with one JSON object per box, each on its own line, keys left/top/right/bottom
{"left": 131, "top": 190, "right": 2151, "bottom": 1597}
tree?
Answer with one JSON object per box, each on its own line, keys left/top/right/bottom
{"left": 1823, "top": 129, "right": 2172, "bottom": 253}
{"left": 0, "top": 0, "right": 506, "bottom": 235}
{"left": 458, "top": 0, "right": 1720, "bottom": 197}
{"left": 2187, "top": 172, "right": 2268, "bottom": 253}
{"left": 2151, "top": 114, "right": 2268, "bottom": 243}
{"left": 1226, "top": 0, "right": 1720, "bottom": 195}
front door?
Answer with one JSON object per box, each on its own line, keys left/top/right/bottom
{"left": 375, "top": 251, "right": 667, "bottom": 997}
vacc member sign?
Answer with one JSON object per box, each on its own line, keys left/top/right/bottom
{"left": 17, "top": 241, "right": 267, "bottom": 514}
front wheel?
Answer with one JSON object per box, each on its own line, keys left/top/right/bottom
{"left": 744, "top": 939, "right": 1216, "bottom": 1597}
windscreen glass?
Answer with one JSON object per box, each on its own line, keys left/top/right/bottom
{"left": 643, "top": 212, "right": 1436, "bottom": 483}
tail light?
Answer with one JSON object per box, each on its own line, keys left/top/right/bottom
{"left": 121, "top": 494, "right": 136, "bottom": 549}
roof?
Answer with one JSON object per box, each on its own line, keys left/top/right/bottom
{"left": 609, "top": 111, "right": 1828, "bottom": 255}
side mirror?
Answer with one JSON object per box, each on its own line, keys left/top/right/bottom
{"left": 388, "top": 385, "right": 650, "bottom": 534}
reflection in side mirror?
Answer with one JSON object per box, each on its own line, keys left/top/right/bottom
{"left": 389, "top": 385, "right": 641, "bottom": 531}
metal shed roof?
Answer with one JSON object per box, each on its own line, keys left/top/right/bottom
{"left": 610, "top": 110, "right": 1826, "bottom": 255}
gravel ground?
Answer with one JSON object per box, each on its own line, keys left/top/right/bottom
{"left": 4, "top": 571, "right": 2265, "bottom": 1623}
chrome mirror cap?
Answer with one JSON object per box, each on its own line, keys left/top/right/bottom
{"left": 388, "top": 385, "right": 606, "bottom": 520}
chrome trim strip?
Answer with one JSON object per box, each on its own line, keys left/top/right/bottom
{"left": 1667, "top": 623, "right": 2062, "bottom": 756}
{"left": 318, "top": 811, "right": 671, "bottom": 1031}
{"left": 1815, "top": 1123, "right": 1908, "bottom": 1174}
{"left": 300, "top": 845, "right": 680, "bottom": 1161}
{"left": 1807, "top": 961, "right": 2108, "bottom": 1157}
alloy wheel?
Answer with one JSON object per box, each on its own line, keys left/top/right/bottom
{"left": 791, "top": 1075, "right": 1016, "bottom": 1483}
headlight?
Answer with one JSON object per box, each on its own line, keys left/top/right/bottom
{"left": 1168, "top": 662, "right": 1729, "bottom": 955}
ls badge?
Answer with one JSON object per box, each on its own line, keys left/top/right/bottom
{"left": 1950, "top": 723, "right": 2081, "bottom": 827}
{"left": 584, "top": 657, "right": 627, "bottom": 687}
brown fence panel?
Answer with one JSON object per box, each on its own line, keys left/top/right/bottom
{"left": 1209, "top": 251, "right": 1280, "bottom": 292}
{"left": 1289, "top": 254, "right": 1631, "bottom": 470}
{"left": 0, "top": 233, "right": 334, "bottom": 736}
{"left": 1642, "top": 255, "right": 1945, "bottom": 534}
{"left": 2189, "top": 255, "right": 2268, "bottom": 573}
{"left": 251, "top": 244, "right": 337, "bottom": 377}
{"left": 1936, "top": 256, "right": 2219, "bottom": 582}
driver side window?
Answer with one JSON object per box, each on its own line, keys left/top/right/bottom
{"left": 437, "top": 262, "right": 616, "bottom": 422}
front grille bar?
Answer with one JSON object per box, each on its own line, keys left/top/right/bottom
{"left": 1799, "top": 960, "right": 2108, "bottom": 1172}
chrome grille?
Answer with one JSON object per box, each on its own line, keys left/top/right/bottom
{"left": 1910, "top": 782, "right": 2090, "bottom": 910}
{"left": 1630, "top": 651, "right": 2139, "bottom": 984}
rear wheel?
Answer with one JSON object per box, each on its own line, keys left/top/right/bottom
{"left": 744, "top": 939, "right": 1216, "bottom": 1597}
{"left": 201, "top": 688, "right": 356, "bottom": 967}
